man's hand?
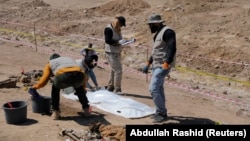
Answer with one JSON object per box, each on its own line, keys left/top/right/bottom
{"left": 142, "top": 66, "right": 149, "bottom": 73}
{"left": 113, "top": 42, "right": 120, "bottom": 46}
{"left": 142, "top": 61, "right": 151, "bottom": 73}
{"left": 28, "top": 87, "right": 41, "bottom": 98}
{"left": 84, "top": 67, "right": 90, "bottom": 72}
{"left": 162, "top": 62, "right": 169, "bottom": 70}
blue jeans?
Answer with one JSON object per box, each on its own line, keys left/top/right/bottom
{"left": 86, "top": 69, "right": 98, "bottom": 88}
{"left": 149, "top": 67, "right": 171, "bottom": 115}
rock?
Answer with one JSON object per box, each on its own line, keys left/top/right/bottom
{"left": 0, "top": 78, "right": 17, "bottom": 88}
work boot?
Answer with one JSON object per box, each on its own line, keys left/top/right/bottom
{"left": 51, "top": 110, "right": 60, "bottom": 120}
{"left": 152, "top": 114, "right": 168, "bottom": 123}
{"left": 113, "top": 88, "right": 122, "bottom": 95}
{"left": 88, "top": 87, "right": 96, "bottom": 92}
{"left": 107, "top": 85, "right": 114, "bottom": 92}
{"left": 95, "top": 85, "right": 100, "bottom": 91}
{"left": 95, "top": 86, "right": 100, "bottom": 91}
{"left": 83, "top": 107, "right": 91, "bottom": 117}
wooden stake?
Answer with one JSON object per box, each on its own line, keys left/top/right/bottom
{"left": 33, "top": 24, "right": 37, "bottom": 52}
{"left": 146, "top": 46, "right": 148, "bottom": 83}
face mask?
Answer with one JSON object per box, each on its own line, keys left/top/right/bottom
{"left": 149, "top": 24, "right": 158, "bottom": 33}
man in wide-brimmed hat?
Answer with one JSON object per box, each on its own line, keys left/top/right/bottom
{"left": 142, "top": 13, "right": 177, "bottom": 123}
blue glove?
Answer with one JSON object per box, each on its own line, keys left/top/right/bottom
{"left": 142, "top": 66, "right": 149, "bottom": 73}
{"left": 28, "top": 88, "right": 41, "bottom": 98}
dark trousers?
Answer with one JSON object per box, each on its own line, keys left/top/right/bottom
{"left": 51, "top": 71, "right": 89, "bottom": 111}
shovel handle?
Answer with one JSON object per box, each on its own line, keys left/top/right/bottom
{"left": 7, "top": 102, "right": 13, "bottom": 108}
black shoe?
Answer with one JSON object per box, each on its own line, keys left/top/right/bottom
{"left": 150, "top": 114, "right": 156, "bottom": 119}
{"left": 114, "top": 88, "right": 122, "bottom": 95}
{"left": 107, "top": 85, "right": 114, "bottom": 92}
{"left": 153, "top": 114, "right": 168, "bottom": 123}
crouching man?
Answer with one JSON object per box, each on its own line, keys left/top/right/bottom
{"left": 29, "top": 53, "right": 91, "bottom": 120}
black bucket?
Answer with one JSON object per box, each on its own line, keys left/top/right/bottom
{"left": 2, "top": 101, "right": 27, "bottom": 124}
{"left": 31, "top": 96, "right": 51, "bottom": 114}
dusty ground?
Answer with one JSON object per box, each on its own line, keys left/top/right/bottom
{"left": 0, "top": 0, "right": 250, "bottom": 141}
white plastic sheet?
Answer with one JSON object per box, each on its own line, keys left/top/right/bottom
{"left": 62, "top": 88, "right": 155, "bottom": 118}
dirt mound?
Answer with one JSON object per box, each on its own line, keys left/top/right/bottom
{"left": 20, "top": 0, "right": 50, "bottom": 8}
{"left": 91, "top": 0, "right": 150, "bottom": 16}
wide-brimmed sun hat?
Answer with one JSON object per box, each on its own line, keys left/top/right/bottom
{"left": 147, "top": 13, "right": 165, "bottom": 24}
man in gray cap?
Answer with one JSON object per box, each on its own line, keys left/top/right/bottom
{"left": 104, "top": 16, "right": 126, "bottom": 94}
{"left": 142, "top": 13, "right": 176, "bottom": 123}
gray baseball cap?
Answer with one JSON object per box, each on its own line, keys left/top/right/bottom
{"left": 147, "top": 14, "right": 165, "bottom": 24}
{"left": 49, "top": 53, "right": 60, "bottom": 60}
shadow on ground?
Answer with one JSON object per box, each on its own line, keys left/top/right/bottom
{"left": 59, "top": 111, "right": 111, "bottom": 126}
{"left": 163, "top": 116, "right": 219, "bottom": 125}
{"left": 121, "top": 93, "right": 152, "bottom": 99}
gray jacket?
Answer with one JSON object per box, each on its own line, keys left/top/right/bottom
{"left": 104, "top": 24, "right": 123, "bottom": 53}
{"left": 151, "top": 26, "right": 176, "bottom": 68}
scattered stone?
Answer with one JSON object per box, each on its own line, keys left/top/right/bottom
{"left": 0, "top": 78, "right": 18, "bottom": 88}
{"left": 222, "top": 90, "right": 228, "bottom": 95}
